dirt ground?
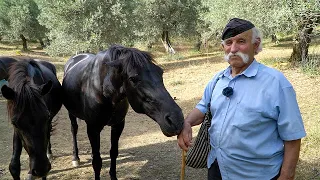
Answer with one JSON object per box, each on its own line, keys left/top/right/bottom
{"left": 0, "top": 102, "right": 207, "bottom": 180}
{"left": 0, "top": 49, "right": 319, "bottom": 180}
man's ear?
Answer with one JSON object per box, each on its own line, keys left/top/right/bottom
{"left": 1, "top": 85, "right": 15, "bottom": 100}
{"left": 254, "top": 38, "right": 261, "bottom": 50}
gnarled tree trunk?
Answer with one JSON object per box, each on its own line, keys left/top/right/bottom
{"left": 38, "top": 38, "right": 45, "bottom": 49}
{"left": 289, "top": 27, "right": 313, "bottom": 64}
{"left": 289, "top": 12, "right": 319, "bottom": 64}
{"left": 20, "top": 34, "right": 27, "bottom": 51}
{"left": 46, "top": 37, "right": 51, "bottom": 46}
{"left": 161, "top": 31, "right": 175, "bottom": 54}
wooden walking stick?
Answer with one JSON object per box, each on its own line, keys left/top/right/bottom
{"left": 180, "top": 150, "right": 186, "bottom": 180}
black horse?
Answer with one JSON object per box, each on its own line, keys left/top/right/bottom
{"left": 0, "top": 56, "right": 58, "bottom": 159}
{"left": 62, "top": 45, "right": 184, "bottom": 180}
{"left": 1, "top": 58, "right": 62, "bottom": 179}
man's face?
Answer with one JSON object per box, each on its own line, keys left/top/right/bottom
{"left": 222, "top": 29, "right": 258, "bottom": 68}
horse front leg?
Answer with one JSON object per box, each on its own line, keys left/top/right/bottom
{"left": 87, "top": 124, "right": 103, "bottom": 180}
{"left": 47, "top": 123, "right": 53, "bottom": 160}
{"left": 9, "top": 130, "right": 22, "bottom": 180}
{"left": 109, "top": 120, "right": 125, "bottom": 180}
{"left": 69, "top": 112, "right": 80, "bottom": 167}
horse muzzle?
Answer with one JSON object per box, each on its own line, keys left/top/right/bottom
{"left": 30, "top": 158, "right": 51, "bottom": 178}
{"left": 159, "top": 111, "right": 184, "bottom": 137}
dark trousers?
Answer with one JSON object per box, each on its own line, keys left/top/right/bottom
{"left": 207, "top": 160, "right": 281, "bottom": 180}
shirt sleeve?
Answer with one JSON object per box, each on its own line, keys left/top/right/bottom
{"left": 277, "top": 86, "right": 306, "bottom": 141}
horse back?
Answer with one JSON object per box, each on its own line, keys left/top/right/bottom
{"left": 36, "top": 59, "right": 57, "bottom": 76}
{"left": 0, "top": 57, "right": 18, "bottom": 80}
{"left": 64, "top": 54, "right": 95, "bottom": 75}
{"left": 37, "top": 61, "right": 63, "bottom": 115}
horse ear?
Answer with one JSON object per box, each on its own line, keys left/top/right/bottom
{"left": 1, "top": 85, "right": 15, "bottom": 100}
{"left": 40, "top": 80, "right": 53, "bottom": 96}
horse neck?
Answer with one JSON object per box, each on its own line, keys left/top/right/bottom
{"left": 80, "top": 57, "right": 105, "bottom": 98}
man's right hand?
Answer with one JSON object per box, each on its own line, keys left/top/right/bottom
{"left": 177, "top": 108, "right": 205, "bottom": 151}
{"left": 177, "top": 121, "right": 193, "bottom": 151}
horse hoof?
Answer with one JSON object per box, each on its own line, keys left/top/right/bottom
{"left": 72, "top": 160, "right": 80, "bottom": 167}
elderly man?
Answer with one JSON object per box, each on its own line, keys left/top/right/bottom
{"left": 177, "top": 18, "right": 306, "bottom": 180}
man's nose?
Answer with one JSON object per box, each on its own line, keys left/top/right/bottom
{"left": 230, "top": 42, "right": 239, "bottom": 53}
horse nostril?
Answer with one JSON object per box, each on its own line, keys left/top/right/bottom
{"left": 165, "top": 114, "right": 173, "bottom": 126}
{"left": 31, "top": 162, "right": 51, "bottom": 177}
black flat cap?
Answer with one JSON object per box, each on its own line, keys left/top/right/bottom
{"left": 222, "top": 18, "right": 255, "bottom": 40}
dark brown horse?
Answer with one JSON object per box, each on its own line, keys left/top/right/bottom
{"left": 1, "top": 58, "right": 62, "bottom": 179}
{"left": 0, "top": 56, "right": 58, "bottom": 159}
{"left": 62, "top": 45, "right": 184, "bottom": 180}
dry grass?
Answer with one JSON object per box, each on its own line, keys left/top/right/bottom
{"left": 0, "top": 40, "right": 319, "bottom": 179}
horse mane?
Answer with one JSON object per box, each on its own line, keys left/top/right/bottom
{"left": 104, "top": 45, "right": 157, "bottom": 71}
{"left": 7, "top": 60, "right": 48, "bottom": 121}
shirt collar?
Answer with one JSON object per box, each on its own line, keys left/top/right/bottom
{"left": 223, "top": 59, "right": 259, "bottom": 78}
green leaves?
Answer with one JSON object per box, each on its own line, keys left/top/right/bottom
{"left": 0, "top": 0, "right": 45, "bottom": 41}
{"left": 37, "top": 0, "right": 138, "bottom": 56}
{"left": 0, "top": 0, "right": 317, "bottom": 56}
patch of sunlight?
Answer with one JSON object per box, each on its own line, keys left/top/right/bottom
{"left": 120, "top": 132, "right": 177, "bottom": 149}
{"left": 117, "top": 160, "right": 148, "bottom": 180}
{"left": 256, "top": 48, "right": 292, "bottom": 60}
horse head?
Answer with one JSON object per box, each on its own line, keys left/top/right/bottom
{"left": 102, "top": 45, "right": 184, "bottom": 137}
{"left": 1, "top": 60, "right": 53, "bottom": 178}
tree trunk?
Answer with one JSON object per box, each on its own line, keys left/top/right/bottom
{"left": 161, "top": 31, "right": 175, "bottom": 54}
{"left": 46, "top": 37, "right": 51, "bottom": 46}
{"left": 289, "top": 10, "right": 320, "bottom": 65}
{"left": 271, "top": 34, "right": 277, "bottom": 42}
{"left": 289, "top": 29, "right": 312, "bottom": 64}
{"left": 20, "top": 34, "right": 27, "bottom": 51}
{"left": 195, "top": 41, "right": 201, "bottom": 51}
{"left": 289, "top": 19, "right": 314, "bottom": 64}
{"left": 38, "top": 38, "right": 45, "bottom": 49}
{"left": 271, "top": 34, "right": 278, "bottom": 44}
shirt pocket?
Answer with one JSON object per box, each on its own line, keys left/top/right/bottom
{"left": 231, "top": 103, "right": 263, "bottom": 131}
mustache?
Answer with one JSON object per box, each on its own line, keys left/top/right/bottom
{"left": 224, "top": 52, "right": 249, "bottom": 63}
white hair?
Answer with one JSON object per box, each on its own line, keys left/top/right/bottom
{"left": 252, "top": 27, "right": 263, "bottom": 55}
{"left": 221, "top": 27, "right": 263, "bottom": 55}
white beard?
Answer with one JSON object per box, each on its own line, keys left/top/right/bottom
{"left": 224, "top": 52, "right": 250, "bottom": 64}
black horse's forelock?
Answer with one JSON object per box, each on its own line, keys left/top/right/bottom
{"left": 106, "top": 45, "right": 157, "bottom": 71}
{"left": 7, "top": 60, "right": 48, "bottom": 122}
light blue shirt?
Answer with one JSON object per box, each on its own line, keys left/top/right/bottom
{"left": 196, "top": 60, "right": 306, "bottom": 179}
{"left": 0, "top": 79, "right": 8, "bottom": 89}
